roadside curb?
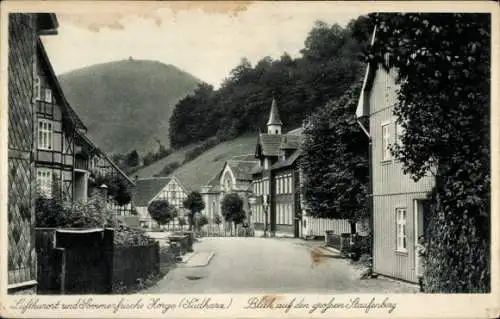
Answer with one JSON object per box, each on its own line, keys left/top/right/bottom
{"left": 311, "top": 246, "right": 344, "bottom": 259}
{"left": 179, "top": 252, "right": 196, "bottom": 263}
{"left": 182, "top": 251, "right": 215, "bottom": 268}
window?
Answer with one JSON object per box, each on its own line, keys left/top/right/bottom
{"left": 38, "top": 119, "right": 53, "bottom": 150}
{"left": 396, "top": 208, "right": 407, "bottom": 252}
{"left": 44, "top": 88, "right": 52, "bottom": 103}
{"left": 37, "top": 168, "right": 52, "bottom": 198}
{"left": 382, "top": 123, "right": 392, "bottom": 161}
{"left": 34, "top": 76, "right": 41, "bottom": 101}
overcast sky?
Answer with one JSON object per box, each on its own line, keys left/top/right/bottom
{"left": 41, "top": 2, "right": 366, "bottom": 88}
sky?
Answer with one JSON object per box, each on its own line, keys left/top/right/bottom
{"left": 41, "top": 2, "right": 366, "bottom": 88}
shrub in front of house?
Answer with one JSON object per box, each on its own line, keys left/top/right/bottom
{"left": 348, "top": 234, "right": 371, "bottom": 261}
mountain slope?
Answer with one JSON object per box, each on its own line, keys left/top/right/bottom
{"left": 58, "top": 59, "right": 201, "bottom": 154}
{"left": 134, "top": 135, "right": 258, "bottom": 191}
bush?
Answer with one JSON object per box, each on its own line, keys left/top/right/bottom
{"left": 348, "top": 235, "right": 370, "bottom": 261}
{"left": 36, "top": 193, "right": 116, "bottom": 228}
{"left": 197, "top": 215, "right": 209, "bottom": 228}
{"left": 148, "top": 200, "right": 178, "bottom": 226}
{"left": 114, "top": 224, "right": 154, "bottom": 247}
{"left": 155, "top": 161, "right": 181, "bottom": 177}
{"left": 183, "top": 138, "right": 219, "bottom": 164}
{"left": 213, "top": 214, "right": 222, "bottom": 225}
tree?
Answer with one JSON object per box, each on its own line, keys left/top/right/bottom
{"left": 148, "top": 200, "right": 178, "bottom": 228}
{"left": 301, "top": 82, "right": 369, "bottom": 230}
{"left": 126, "top": 150, "right": 140, "bottom": 167}
{"left": 92, "top": 173, "right": 132, "bottom": 206}
{"left": 369, "top": 13, "right": 490, "bottom": 292}
{"left": 195, "top": 214, "right": 209, "bottom": 231}
{"left": 213, "top": 214, "right": 222, "bottom": 226}
{"left": 183, "top": 191, "right": 205, "bottom": 230}
{"left": 221, "top": 193, "right": 246, "bottom": 235}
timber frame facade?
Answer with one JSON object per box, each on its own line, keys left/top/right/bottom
{"left": 7, "top": 13, "right": 59, "bottom": 293}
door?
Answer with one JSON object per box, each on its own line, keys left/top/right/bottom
{"left": 414, "top": 199, "right": 430, "bottom": 277}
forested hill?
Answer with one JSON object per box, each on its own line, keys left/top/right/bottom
{"left": 169, "top": 16, "right": 373, "bottom": 149}
{"left": 59, "top": 59, "right": 201, "bottom": 154}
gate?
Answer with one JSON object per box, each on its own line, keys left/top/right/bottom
{"left": 7, "top": 14, "right": 37, "bottom": 289}
{"left": 55, "top": 229, "right": 114, "bottom": 294}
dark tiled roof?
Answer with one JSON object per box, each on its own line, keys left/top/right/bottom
{"left": 257, "top": 128, "right": 303, "bottom": 157}
{"left": 230, "top": 154, "right": 257, "bottom": 161}
{"left": 258, "top": 134, "right": 283, "bottom": 156}
{"left": 280, "top": 134, "right": 301, "bottom": 150}
{"left": 250, "top": 165, "right": 264, "bottom": 175}
{"left": 227, "top": 160, "right": 259, "bottom": 181}
{"left": 206, "top": 170, "right": 223, "bottom": 186}
{"left": 134, "top": 177, "right": 172, "bottom": 206}
{"left": 287, "top": 127, "right": 304, "bottom": 136}
{"left": 271, "top": 149, "right": 301, "bottom": 170}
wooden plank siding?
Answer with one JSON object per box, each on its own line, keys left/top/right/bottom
{"left": 369, "top": 64, "right": 435, "bottom": 283}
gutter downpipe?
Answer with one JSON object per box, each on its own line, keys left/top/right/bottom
{"left": 357, "top": 118, "right": 373, "bottom": 265}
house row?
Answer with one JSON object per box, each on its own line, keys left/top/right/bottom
{"left": 198, "top": 26, "right": 434, "bottom": 285}
{"left": 6, "top": 13, "right": 135, "bottom": 293}
{"left": 200, "top": 99, "right": 358, "bottom": 238}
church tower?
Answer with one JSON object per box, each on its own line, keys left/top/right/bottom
{"left": 267, "top": 97, "right": 282, "bottom": 135}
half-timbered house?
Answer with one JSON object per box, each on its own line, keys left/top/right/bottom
{"left": 7, "top": 12, "right": 59, "bottom": 294}
{"left": 134, "top": 176, "right": 189, "bottom": 228}
{"left": 34, "top": 38, "right": 86, "bottom": 202}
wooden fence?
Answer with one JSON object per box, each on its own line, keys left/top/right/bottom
{"left": 200, "top": 224, "right": 254, "bottom": 237}
{"left": 36, "top": 228, "right": 161, "bottom": 294}
{"left": 112, "top": 242, "right": 159, "bottom": 287}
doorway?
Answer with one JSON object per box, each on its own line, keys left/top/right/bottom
{"left": 414, "top": 199, "right": 430, "bottom": 276}
{"left": 74, "top": 170, "right": 88, "bottom": 202}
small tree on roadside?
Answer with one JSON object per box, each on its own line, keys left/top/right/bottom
{"left": 148, "top": 200, "right": 178, "bottom": 229}
{"left": 178, "top": 216, "right": 187, "bottom": 230}
{"left": 195, "top": 215, "right": 209, "bottom": 231}
{"left": 213, "top": 214, "right": 222, "bottom": 226}
{"left": 183, "top": 191, "right": 205, "bottom": 230}
{"left": 221, "top": 193, "right": 246, "bottom": 235}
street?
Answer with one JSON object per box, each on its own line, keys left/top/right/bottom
{"left": 144, "top": 238, "right": 417, "bottom": 294}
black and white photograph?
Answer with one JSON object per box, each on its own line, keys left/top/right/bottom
{"left": 1, "top": 1, "right": 498, "bottom": 318}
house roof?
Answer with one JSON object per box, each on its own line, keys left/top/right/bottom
{"left": 76, "top": 131, "right": 135, "bottom": 186}
{"left": 226, "top": 159, "right": 259, "bottom": 181}
{"left": 134, "top": 177, "right": 172, "bottom": 206}
{"left": 271, "top": 149, "right": 301, "bottom": 170}
{"left": 267, "top": 97, "right": 282, "bottom": 126}
{"left": 280, "top": 134, "right": 301, "bottom": 150}
{"left": 257, "top": 134, "right": 283, "bottom": 157}
{"left": 287, "top": 127, "right": 303, "bottom": 136}
{"left": 37, "top": 39, "right": 86, "bottom": 131}
{"left": 256, "top": 127, "right": 303, "bottom": 157}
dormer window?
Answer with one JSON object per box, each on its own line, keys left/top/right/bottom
{"left": 44, "top": 88, "right": 52, "bottom": 103}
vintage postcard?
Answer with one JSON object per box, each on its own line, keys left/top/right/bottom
{"left": 1, "top": 1, "right": 499, "bottom": 318}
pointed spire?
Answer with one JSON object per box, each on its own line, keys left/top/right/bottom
{"left": 267, "top": 96, "right": 282, "bottom": 126}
